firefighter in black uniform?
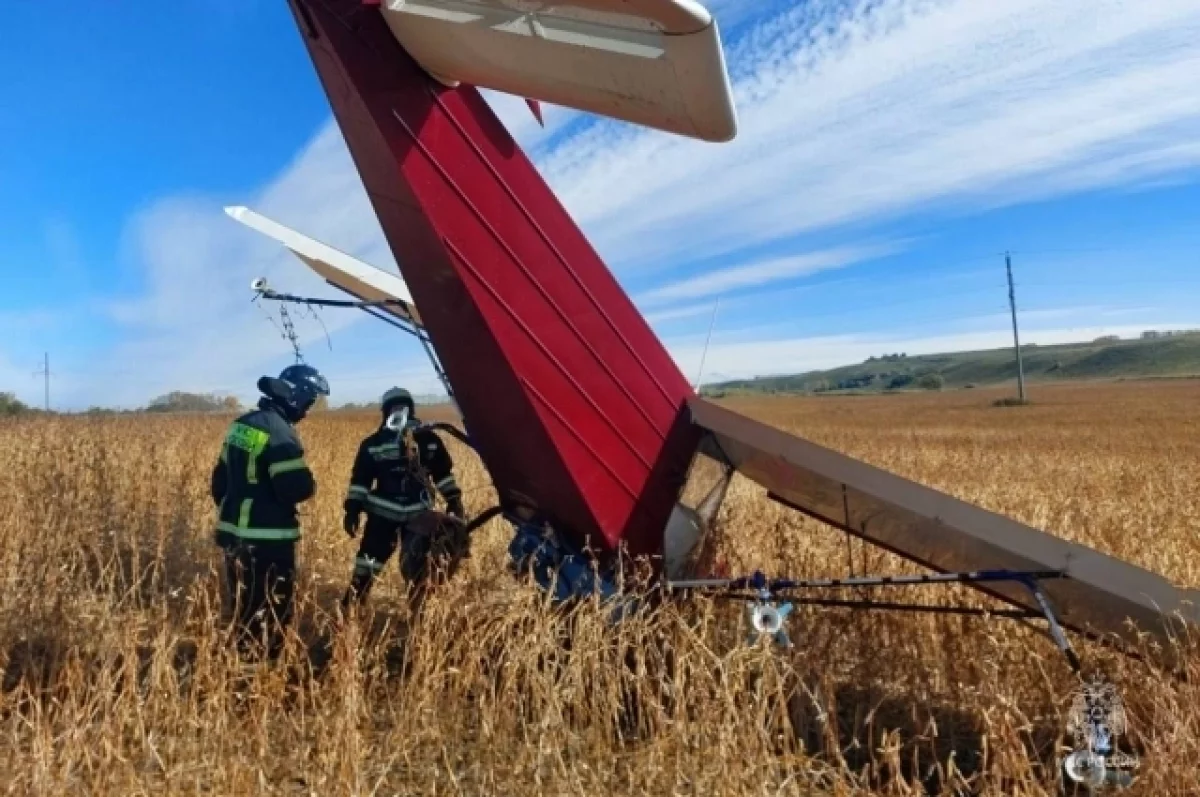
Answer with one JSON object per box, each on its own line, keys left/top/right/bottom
{"left": 210, "top": 363, "right": 330, "bottom": 657}
{"left": 341, "top": 387, "right": 466, "bottom": 610}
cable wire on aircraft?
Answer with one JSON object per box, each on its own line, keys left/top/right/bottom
{"left": 250, "top": 278, "right": 411, "bottom": 311}
{"left": 211, "top": 5, "right": 1200, "bottom": 786}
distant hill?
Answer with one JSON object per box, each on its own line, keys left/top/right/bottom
{"left": 707, "top": 331, "right": 1200, "bottom": 395}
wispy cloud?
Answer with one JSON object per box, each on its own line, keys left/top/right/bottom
{"left": 969, "top": 305, "right": 1112, "bottom": 326}
{"left": 951, "top": 305, "right": 1170, "bottom": 332}
{"left": 27, "top": 0, "right": 1200, "bottom": 408}
{"left": 502, "top": 0, "right": 1200, "bottom": 272}
{"left": 636, "top": 243, "right": 902, "bottom": 306}
{"left": 642, "top": 303, "right": 721, "bottom": 326}
{"left": 73, "top": 122, "right": 435, "bottom": 409}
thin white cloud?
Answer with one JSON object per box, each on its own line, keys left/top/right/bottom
{"left": 636, "top": 242, "right": 902, "bottom": 306}
{"left": 642, "top": 302, "right": 721, "bottom": 325}
{"left": 530, "top": 0, "right": 1200, "bottom": 270}
{"left": 968, "top": 305, "right": 1113, "bottom": 326}
{"left": 952, "top": 305, "right": 1172, "bottom": 332}
{"left": 73, "top": 121, "right": 437, "bottom": 410}
{"left": 1100, "top": 306, "right": 1161, "bottom": 318}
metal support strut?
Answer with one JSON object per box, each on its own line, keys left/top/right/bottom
{"left": 249, "top": 279, "right": 467, "bottom": 429}
{"left": 666, "top": 569, "right": 1082, "bottom": 670}
{"left": 1018, "top": 575, "right": 1081, "bottom": 673}
{"left": 666, "top": 567, "right": 1135, "bottom": 789}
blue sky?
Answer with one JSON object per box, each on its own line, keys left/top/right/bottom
{"left": 3, "top": 0, "right": 1200, "bottom": 410}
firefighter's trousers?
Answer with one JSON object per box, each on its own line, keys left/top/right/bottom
{"left": 343, "top": 510, "right": 468, "bottom": 607}
{"left": 221, "top": 538, "right": 295, "bottom": 658}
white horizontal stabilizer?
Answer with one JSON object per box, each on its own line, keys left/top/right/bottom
{"left": 223, "top": 205, "right": 421, "bottom": 326}
{"left": 378, "top": 0, "right": 738, "bottom": 142}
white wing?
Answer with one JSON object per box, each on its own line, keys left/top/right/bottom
{"left": 223, "top": 205, "right": 422, "bottom": 327}
{"left": 377, "top": 0, "right": 738, "bottom": 142}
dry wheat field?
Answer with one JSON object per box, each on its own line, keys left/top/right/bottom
{"left": 2, "top": 380, "right": 1199, "bottom": 795}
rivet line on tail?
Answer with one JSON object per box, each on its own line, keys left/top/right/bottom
{"left": 394, "top": 98, "right": 668, "bottom": 441}
{"left": 385, "top": 103, "right": 662, "bottom": 465}
{"left": 520, "top": 375, "right": 641, "bottom": 504}
{"left": 439, "top": 234, "right": 648, "bottom": 475}
{"left": 428, "top": 88, "right": 680, "bottom": 414}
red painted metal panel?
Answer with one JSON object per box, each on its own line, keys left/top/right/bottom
{"left": 284, "top": 0, "right": 700, "bottom": 555}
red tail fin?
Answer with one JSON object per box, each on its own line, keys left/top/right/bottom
{"left": 286, "top": 0, "right": 698, "bottom": 557}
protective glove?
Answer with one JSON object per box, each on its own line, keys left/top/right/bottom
{"left": 343, "top": 510, "right": 361, "bottom": 538}
{"left": 446, "top": 497, "right": 465, "bottom": 522}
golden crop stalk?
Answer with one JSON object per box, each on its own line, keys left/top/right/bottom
{"left": 0, "top": 381, "right": 1196, "bottom": 795}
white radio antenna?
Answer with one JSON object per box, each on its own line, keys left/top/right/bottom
{"left": 693, "top": 295, "right": 721, "bottom": 394}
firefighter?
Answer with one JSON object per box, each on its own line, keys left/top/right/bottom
{"left": 210, "top": 363, "right": 330, "bottom": 658}
{"left": 341, "top": 387, "right": 466, "bottom": 610}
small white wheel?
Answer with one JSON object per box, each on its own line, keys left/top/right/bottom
{"left": 750, "top": 603, "right": 783, "bottom": 635}
{"left": 1064, "top": 750, "right": 1107, "bottom": 788}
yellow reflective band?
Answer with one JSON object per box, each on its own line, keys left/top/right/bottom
{"left": 225, "top": 423, "right": 271, "bottom": 483}
{"left": 217, "top": 521, "right": 300, "bottom": 542}
{"left": 248, "top": 439, "right": 268, "bottom": 485}
{"left": 268, "top": 458, "right": 308, "bottom": 478}
{"left": 435, "top": 476, "right": 457, "bottom": 490}
{"left": 226, "top": 422, "right": 270, "bottom": 453}
{"left": 238, "top": 498, "right": 253, "bottom": 529}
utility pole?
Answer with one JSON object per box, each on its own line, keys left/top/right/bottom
{"left": 32, "top": 353, "right": 51, "bottom": 411}
{"left": 1005, "top": 252, "right": 1027, "bottom": 402}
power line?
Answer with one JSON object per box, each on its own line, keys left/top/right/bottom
{"left": 1006, "top": 252, "right": 1027, "bottom": 403}
{"left": 32, "top": 352, "right": 51, "bottom": 411}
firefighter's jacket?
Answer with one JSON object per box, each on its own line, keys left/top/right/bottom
{"left": 210, "top": 398, "right": 316, "bottom": 544}
{"left": 344, "top": 422, "right": 462, "bottom": 523}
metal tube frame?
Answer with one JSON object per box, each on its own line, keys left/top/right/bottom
{"left": 668, "top": 568, "right": 1082, "bottom": 673}
{"left": 249, "top": 283, "right": 1087, "bottom": 673}
{"left": 251, "top": 283, "right": 465, "bottom": 424}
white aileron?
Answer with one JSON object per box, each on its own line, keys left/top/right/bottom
{"left": 378, "top": 0, "right": 738, "bottom": 142}
{"left": 223, "top": 205, "right": 422, "bottom": 326}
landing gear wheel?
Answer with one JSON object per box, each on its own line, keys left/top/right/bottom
{"left": 1064, "top": 750, "right": 1106, "bottom": 788}
{"left": 746, "top": 600, "right": 793, "bottom": 648}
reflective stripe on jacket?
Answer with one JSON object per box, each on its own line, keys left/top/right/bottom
{"left": 344, "top": 422, "right": 461, "bottom": 521}
{"left": 210, "top": 398, "right": 316, "bottom": 543}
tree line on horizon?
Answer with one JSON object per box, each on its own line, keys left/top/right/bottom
{"left": 7, "top": 329, "right": 1196, "bottom": 417}
{"left": 0, "top": 390, "right": 450, "bottom": 417}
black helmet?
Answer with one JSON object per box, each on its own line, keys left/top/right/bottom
{"left": 380, "top": 387, "right": 414, "bottom": 418}
{"left": 259, "top": 363, "right": 330, "bottom": 422}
